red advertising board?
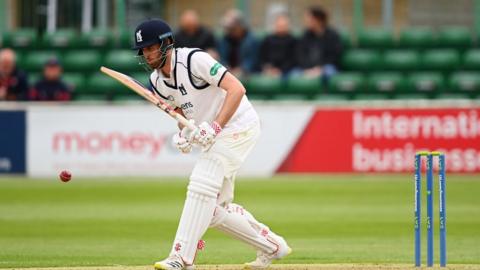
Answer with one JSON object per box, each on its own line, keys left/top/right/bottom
{"left": 278, "top": 108, "right": 480, "bottom": 173}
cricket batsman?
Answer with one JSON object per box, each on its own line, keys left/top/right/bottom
{"left": 132, "top": 19, "right": 291, "bottom": 269}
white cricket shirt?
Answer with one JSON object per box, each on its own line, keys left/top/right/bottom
{"left": 149, "top": 48, "right": 259, "bottom": 135}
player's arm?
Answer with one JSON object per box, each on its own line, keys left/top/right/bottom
{"left": 214, "top": 72, "right": 246, "bottom": 128}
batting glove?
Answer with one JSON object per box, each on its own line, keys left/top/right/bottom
{"left": 172, "top": 120, "right": 196, "bottom": 154}
{"left": 193, "top": 121, "right": 222, "bottom": 150}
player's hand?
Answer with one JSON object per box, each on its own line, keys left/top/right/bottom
{"left": 172, "top": 120, "right": 196, "bottom": 154}
{"left": 192, "top": 121, "right": 222, "bottom": 150}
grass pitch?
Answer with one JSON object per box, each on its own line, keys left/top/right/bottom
{"left": 0, "top": 174, "right": 479, "bottom": 269}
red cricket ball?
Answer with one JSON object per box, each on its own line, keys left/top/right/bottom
{"left": 59, "top": 170, "right": 72, "bottom": 182}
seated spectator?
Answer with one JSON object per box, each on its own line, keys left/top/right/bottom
{"left": 29, "top": 58, "right": 71, "bottom": 101}
{"left": 259, "top": 14, "right": 297, "bottom": 77}
{"left": 0, "top": 48, "right": 28, "bottom": 101}
{"left": 218, "top": 9, "right": 259, "bottom": 77}
{"left": 297, "top": 6, "right": 342, "bottom": 81}
{"left": 175, "top": 9, "right": 218, "bottom": 58}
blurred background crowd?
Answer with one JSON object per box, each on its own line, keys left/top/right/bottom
{"left": 1, "top": 0, "right": 480, "bottom": 102}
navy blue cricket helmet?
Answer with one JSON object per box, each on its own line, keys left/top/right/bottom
{"left": 133, "top": 19, "right": 174, "bottom": 70}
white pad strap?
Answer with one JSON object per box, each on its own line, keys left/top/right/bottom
{"left": 171, "top": 156, "right": 224, "bottom": 265}
{"left": 210, "top": 203, "right": 278, "bottom": 254}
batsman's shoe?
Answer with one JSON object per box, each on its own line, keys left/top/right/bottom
{"left": 154, "top": 255, "right": 194, "bottom": 270}
{"left": 244, "top": 235, "right": 292, "bottom": 269}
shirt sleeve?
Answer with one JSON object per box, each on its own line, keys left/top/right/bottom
{"left": 190, "top": 51, "right": 228, "bottom": 87}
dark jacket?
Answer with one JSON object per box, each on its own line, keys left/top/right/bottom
{"left": 30, "top": 78, "right": 71, "bottom": 101}
{"left": 218, "top": 31, "right": 259, "bottom": 73}
{"left": 297, "top": 27, "right": 343, "bottom": 69}
{"left": 259, "top": 33, "right": 298, "bottom": 73}
{"left": 0, "top": 68, "right": 29, "bottom": 100}
{"left": 174, "top": 27, "right": 217, "bottom": 50}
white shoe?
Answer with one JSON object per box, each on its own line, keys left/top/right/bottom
{"left": 154, "top": 254, "right": 195, "bottom": 270}
{"left": 244, "top": 235, "right": 292, "bottom": 269}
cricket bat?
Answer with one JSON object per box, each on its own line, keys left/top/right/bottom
{"left": 100, "top": 66, "right": 196, "bottom": 130}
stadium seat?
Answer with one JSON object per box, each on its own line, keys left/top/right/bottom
{"left": 342, "top": 50, "right": 382, "bottom": 71}
{"left": 339, "top": 30, "right": 352, "bottom": 49}
{"left": 407, "top": 72, "right": 445, "bottom": 95}
{"left": 244, "top": 75, "right": 283, "bottom": 96}
{"left": 462, "top": 49, "right": 480, "bottom": 70}
{"left": 329, "top": 72, "right": 365, "bottom": 95}
{"left": 357, "top": 28, "right": 394, "bottom": 49}
{"left": 422, "top": 49, "right": 460, "bottom": 72}
{"left": 79, "top": 29, "right": 113, "bottom": 49}
{"left": 437, "top": 26, "right": 472, "bottom": 50}
{"left": 2, "top": 28, "right": 38, "bottom": 49}
{"left": 313, "top": 94, "right": 349, "bottom": 101}
{"left": 383, "top": 50, "right": 420, "bottom": 71}
{"left": 63, "top": 50, "right": 102, "bottom": 72}
{"left": 23, "top": 51, "right": 61, "bottom": 72}
{"left": 118, "top": 29, "right": 134, "bottom": 48}
{"left": 286, "top": 76, "right": 322, "bottom": 95}
{"left": 104, "top": 50, "right": 142, "bottom": 72}
{"left": 367, "top": 72, "right": 405, "bottom": 94}
{"left": 449, "top": 72, "right": 480, "bottom": 95}
{"left": 85, "top": 73, "right": 122, "bottom": 98}
{"left": 353, "top": 94, "right": 389, "bottom": 100}
{"left": 62, "top": 73, "right": 86, "bottom": 92}
{"left": 42, "top": 29, "right": 78, "bottom": 49}
{"left": 399, "top": 27, "right": 435, "bottom": 49}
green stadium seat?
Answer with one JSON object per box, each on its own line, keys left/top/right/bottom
{"left": 407, "top": 72, "right": 445, "bottom": 94}
{"left": 436, "top": 93, "right": 470, "bottom": 99}
{"left": 79, "top": 29, "right": 113, "bottom": 49}
{"left": 23, "top": 51, "right": 61, "bottom": 72}
{"left": 395, "top": 93, "right": 429, "bottom": 99}
{"left": 286, "top": 76, "right": 321, "bottom": 95}
{"left": 422, "top": 49, "right": 460, "bottom": 72}
{"left": 354, "top": 94, "right": 389, "bottom": 100}
{"left": 383, "top": 50, "right": 420, "bottom": 71}
{"left": 271, "top": 94, "right": 308, "bottom": 101}
{"left": 462, "top": 49, "right": 480, "bottom": 70}
{"left": 3, "top": 28, "right": 38, "bottom": 49}
{"left": 244, "top": 75, "right": 283, "bottom": 96}
{"left": 339, "top": 30, "right": 352, "bottom": 49}
{"left": 357, "top": 28, "right": 394, "bottom": 49}
{"left": 342, "top": 50, "right": 382, "bottom": 71}
{"left": 437, "top": 26, "right": 472, "bottom": 49}
{"left": 63, "top": 50, "right": 102, "bottom": 72}
{"left": 449, "top": 72, "right": 480, "bottom": 95}
{"left": 329, "top": 72, "right": 365, "bottom": 94}
{"left": 368, "top": 72, "right": 405, "bottom": 93}
{"left": 104, "top": 50, "right": 142, "bottom": 72}
{"left": 313, "top": 94, "right": 349, "bottom": 101}
{"left": 28, "top": 73, "right": 41, "bottom": 85}
{"left": 62, "top": 73, "right": 86, "bottom": 92}
{"left": 399, "top": 27, "right": 435, "bottom": 49}
{"left": 85, "top": 73, "right": 122, "bottom": 98}
{"left": 42, "top": 29, "right": 78, "bottom": 49}
{"left": 118, "top": 29, "right": 134, "bottom": 48}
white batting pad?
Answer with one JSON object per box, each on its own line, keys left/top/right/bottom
{"left": 210, "top": 203, "right": 279, "bottom": 254}
{"left": 170, "top": 156, "right": 224, "bottom": 265}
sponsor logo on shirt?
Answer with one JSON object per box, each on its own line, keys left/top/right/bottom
{"left": 210, "top": 62, "right": 222, "bottom": 76}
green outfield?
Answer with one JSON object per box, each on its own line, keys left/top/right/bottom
{"left": 0, "top": 174, "right": 479, "bottom": 269}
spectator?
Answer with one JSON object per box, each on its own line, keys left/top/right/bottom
{"left": 297, "top": 6, "right": 342, "bottom": 81}
{"left": 0, "top": 48, "right": 29, "bottom": 101}
{"left": 29, "top": 58, "right": 71, "bottom": 101}
{"left": 218, "top": 9, "right": 259, "bottom": 77}
{"left": 175, "top": 9, "right": 219, "bottom": 58}
{"left": 259, "top": 14, "right": 297, "bottom": 77}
